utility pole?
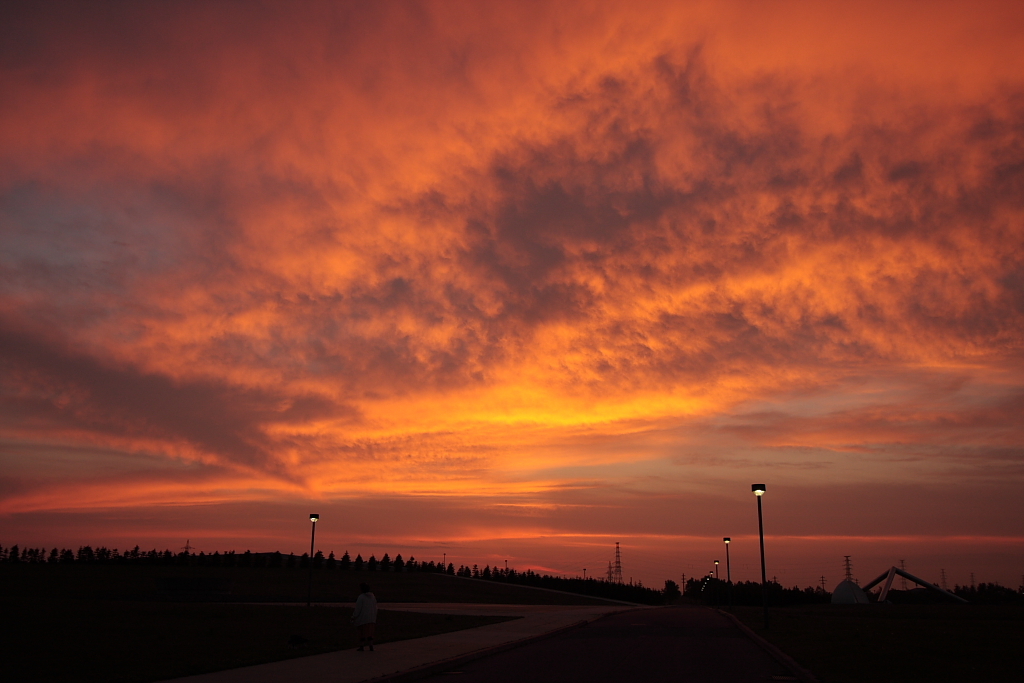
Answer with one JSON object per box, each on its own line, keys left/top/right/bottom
{"left": 820, "top": 575, "right": 827, "bottom": 592}
{"left": 899, "top": 560, "right": 907, "bottom": 591}
{"left": 940, "top": 568, "right": 948, "bottom": 590}
{"left": 843, "top": 556, "right": 853, "bottom": 582}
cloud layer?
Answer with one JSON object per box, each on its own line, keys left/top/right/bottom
{"left": 2, "top": 1, "right": 1023, "bottom": 585}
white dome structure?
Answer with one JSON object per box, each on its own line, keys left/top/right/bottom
{"left": 831, "top": 579, "right": 870, "bottom": 604}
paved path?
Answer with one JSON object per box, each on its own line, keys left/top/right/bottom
{"left": 163, "top": 603, "right": 633, "bottom": 683}
{"left": 420, "top": 606, "right": 799, "bottom": 683}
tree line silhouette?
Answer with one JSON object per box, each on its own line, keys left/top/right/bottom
{"left": 0, "top": 543, "right": 663, "bottom": 603}
{"left": 10, "top": 543, "right": 1016, "bottom": 605}
{"left": 682, "top": 575, "right": 832, "bottom": 606}
{"left": 951, "top": 582, "right": 1024, "bottom": 605}
{"left": 676, "top": 573, "right": 1024, "bottom": 606}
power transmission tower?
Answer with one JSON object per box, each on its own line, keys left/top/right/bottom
{"left": 940, "top": 568, "right": 948, "bottom": 590}
{"left": 613, "top": 542, "right": 623, "bottom": 584}
{"left": 970, "top": 572, "right": 975, "bottom": 589}
{"left": 181, "top": 539, "right": 193, "bottom": 554}
{"left": 606, "top": 560, "right": 613, "bottom": 582}
{"left": 843, "top": 556, "right": 853, "bottom": 582}
{"left": 820, "top": 575, "right": 827, "bottom": 592}
{"left": 899, "top": 559, "right": 907, "bottom": 591}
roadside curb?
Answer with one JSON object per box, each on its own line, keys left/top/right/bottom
{"left": 715, "top": 609, "right": 819, "bottom": 683}
{"left": 362, "top": 608, "right": 640, "bottom": 683}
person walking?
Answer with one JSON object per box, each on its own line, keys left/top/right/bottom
{"left": 351, "top": 582, "right": 378, "bottom": 651}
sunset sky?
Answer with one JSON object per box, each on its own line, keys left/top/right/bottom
{"left": 2, "top": 1, "right": 1023, "bottom": 589}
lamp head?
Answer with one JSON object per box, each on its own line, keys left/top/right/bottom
{"left": 723, "top": 537, "right": 731, "bottom": 543}
{"left": 715, "top": 560, "right": 720, "bottom": 565}
{"left": 310, "top": 513, "right": 320, "bottom": 522}
{"left": 752, "top": 484, "right": 766, "bottom": 496}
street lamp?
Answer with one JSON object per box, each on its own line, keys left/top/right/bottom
{"left": 307, "top": 513, "right": 319, "bottom": 607}
{"left": 752, "top": 484, "right": 768, "bottom": 629}
{"left": 714, "top": 559, "right": 720, "bottom": 580}
{"left": 724, "top": 537, "right": 732, "bottom": 610}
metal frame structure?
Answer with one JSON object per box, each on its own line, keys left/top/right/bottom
{"left": 862, "top": 566, "right": 968, "bottom": 603}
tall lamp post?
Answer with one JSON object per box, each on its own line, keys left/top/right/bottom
{"left": 307, "top": 513, "right": 319, "bottom": 607}
{"left": 724, "top": 537, "right": 732, "bottom": 610}
{"left": 752, "top": 484, "right": 768, "bottom": 629}
{"left": 713, "top": 559, "right": 721, "bottom": 606}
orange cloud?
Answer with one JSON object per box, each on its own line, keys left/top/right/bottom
{"left": 2, "top": 1, "right": 1023, "bottom": 586}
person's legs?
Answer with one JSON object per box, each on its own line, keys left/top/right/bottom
{"left": 357, "top": 623, "right": 376, "bottom": 651}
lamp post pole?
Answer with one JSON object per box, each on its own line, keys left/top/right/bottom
{"left": 713, "top": 559, "right": 721, "bottom": 606}
{"left": 307, "top": 513, "right": 319, "bottom": 607}
{"left": 724, "top": 537, "right": 732, "bottom": 610}
{"left": 752, "top": 484, "right": 768, "bottom": 629}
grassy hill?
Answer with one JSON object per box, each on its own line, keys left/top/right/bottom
{"left": 2, "top": 562, "right": 620, "bottom": 604}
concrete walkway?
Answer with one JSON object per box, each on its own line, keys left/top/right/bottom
{"left": 164, "top": 603, "right": 636, "bottom": 683}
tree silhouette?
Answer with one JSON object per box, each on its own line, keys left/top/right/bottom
{"left": 379, "top": 553, "right": 391, "bottom": 571}
{"left": 354, "top": 554, "right": 364, "bottom": 571}
{"left": 326, "top": 551, "right": 336, "bottom": 570}
{"left": 367, "top": 554, "right": 378, "bottom": 571}
{"left": 341, "top": 551, "right": 351, "bottom": 570}
{"left": 394, "top": 554, "right": 405, "bottom": 571}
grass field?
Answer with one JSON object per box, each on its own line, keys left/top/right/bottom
{"left": 1, "top": 564, "right": 613, "bottom": 682}
{"left": 730, "top": 604, "right": 1024, "bottom": 683}
{"left": 2, "top": 596, "right": 514, "bottom": 682}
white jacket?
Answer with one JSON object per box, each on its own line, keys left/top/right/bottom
{"left": 351, "top": 592, "right": 378, "bottom": 626}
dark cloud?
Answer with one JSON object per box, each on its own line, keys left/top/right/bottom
{"left": 0, "top": 315, "right": 354, "bottom": 478}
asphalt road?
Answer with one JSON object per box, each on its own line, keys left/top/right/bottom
{"left": 422, "top": 606, "right": 800, "bottom": 683}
